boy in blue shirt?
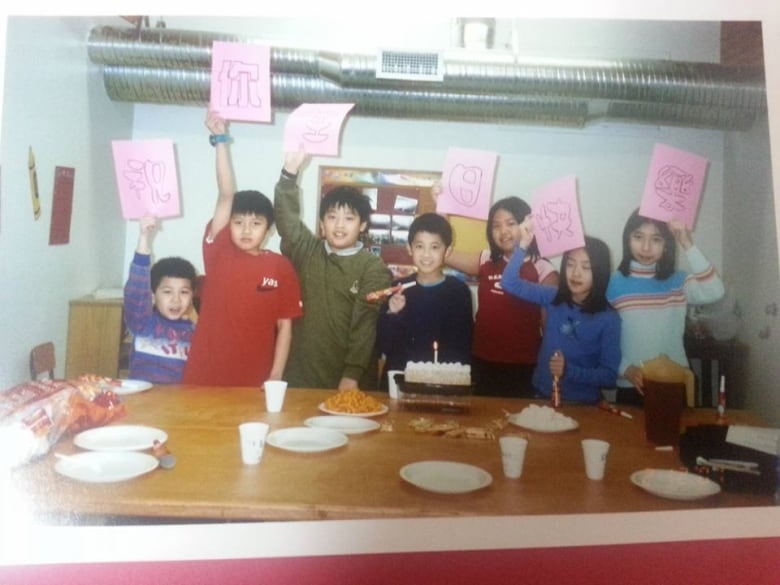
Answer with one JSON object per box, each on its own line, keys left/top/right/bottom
{"left": 123, "top": 216, "right": 197, "bottom": 383}
{"left": 377, "top": 213, "right": 474, "bottom": 389}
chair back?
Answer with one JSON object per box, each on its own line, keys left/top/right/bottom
{"left": 30, "top": 341, "right": 56, "bottom": 380}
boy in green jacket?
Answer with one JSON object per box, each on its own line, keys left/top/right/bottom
{"left": 274, "top": 151, "right": 390, "bottom": 390}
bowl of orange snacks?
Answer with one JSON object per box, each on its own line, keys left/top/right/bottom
{"left": 318, "top": 389, "right": 388, "bottom": 417}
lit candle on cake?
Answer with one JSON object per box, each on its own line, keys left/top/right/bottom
{"left": 433, "top": 341, "right": 438, "bottom": 364}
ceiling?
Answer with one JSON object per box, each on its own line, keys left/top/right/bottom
{"left": 86, "top": 22, "right": 767, "bottom": 131}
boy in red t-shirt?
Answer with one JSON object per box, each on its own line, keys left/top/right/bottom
{"left": 183, "top": 112, "right": 303, "bottom": 387}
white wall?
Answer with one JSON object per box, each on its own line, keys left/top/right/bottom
{"left": 0, "top": 16, "right": 133, "bottom": 387}
{"left": 724, "top": 122, "right": 780, "bottom": 424}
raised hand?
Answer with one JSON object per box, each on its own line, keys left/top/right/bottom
{"left": 387, "top": 291, "right": 407, "bottom": 315}
{"left": 283, "top": 147, "right": 310, "bottom": 176}
{"left": 517, "top": 214, "right": 535, "bottom": 250}
{"left": 136, "top": 215, "right": 160, "bottom": 254}
{"left": 668, "top": 218, "right": 693, "bottom": 250}
{"left": 205, "top": 110, "right": 228, "bottom": 136}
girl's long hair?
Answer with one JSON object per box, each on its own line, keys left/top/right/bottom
{"left": 487, "top": 197, "right": 540, "bottom": 263}
{"left": 553, "top": 236, "right": 613, "bottom": 314}
{"left": 617, "top": 209, "right": 676, "bottom": 279}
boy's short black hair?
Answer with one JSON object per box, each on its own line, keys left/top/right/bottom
{"left": 151, "top": 257, "right": 198, "bottom": 292}
{"left": 231, "top": 190, "right": 274, "bottom": 226}
{"left": 408, "top": 212, "right": 453, "bottom": 247}
{"left": 318, "top": 186, "right": 372, "bottom": 224}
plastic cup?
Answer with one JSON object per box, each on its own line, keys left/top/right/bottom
{"left": 238, "top": 422, "right": 269, "bottom": 465}
{"left": 499, "top": 435, "right": 528, "bottom": 479}
{"left": 264, "top": 380, "right": 288, "bottom": 413}
{"left": 387, "top": 370, "right": 403, "bottom": 399}
{"left": 581, "top": 439, "right": 610, "bottom": 480}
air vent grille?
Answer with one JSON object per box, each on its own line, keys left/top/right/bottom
{"left": 376, "top": 50, "right": 444, "bottom": 81}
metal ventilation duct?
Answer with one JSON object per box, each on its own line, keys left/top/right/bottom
{"left": 86, "top": 25, "right": 767, "bottom": 131}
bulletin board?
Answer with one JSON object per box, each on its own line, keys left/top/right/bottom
{"left": 319, "top": 166, "right": 440, "bottom": 278}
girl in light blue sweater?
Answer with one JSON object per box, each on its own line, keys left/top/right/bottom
{"left": 606, "top": 209, "right": 724, "bottom": 405}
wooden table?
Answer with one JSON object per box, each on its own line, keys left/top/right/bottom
{"left": 13, "top": 386, "right": 773, "bottom": 524}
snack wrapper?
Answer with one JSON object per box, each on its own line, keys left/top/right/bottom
{"left": 0, "top": 376, "right": 127, "bottom": 468}
{"left": 0, "top": 380, "right": 76, "bottom": 468}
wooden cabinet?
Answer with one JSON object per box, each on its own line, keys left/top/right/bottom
{"left": 65, "top": 296, "right": 129, "bottom": 379}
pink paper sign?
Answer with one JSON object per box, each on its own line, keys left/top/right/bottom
{"left": 210, "top": 41, "right": 271, "bottom": 123}
{"left": 111, "top": 139, "right": 181, "bottom": 219}
{"left": 531, "top": 175, "right": 585, "bottom": 258}
{"left": 639, "top": 143, "right": 709, "bottom": 229}
{"left": 283, "top": 103, "right": 355, "bottom": 156}
{"left": 436, "top": 148, "right": 497, "bottom": 220}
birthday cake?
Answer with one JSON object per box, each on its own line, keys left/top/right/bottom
{"left": 404, "top": 361, "right": 471, "bottom": 386}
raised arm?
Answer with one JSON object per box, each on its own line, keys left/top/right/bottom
{"left": 123, "top": 216, "right": 160, "bottom": 333}
{"left": 446, "top": 249, "right": 482, "bottom": 276}
{"left": 273, "top": 149, "right": 314, "bottom": 255}
{"left": 206, "top": 111, "right": 236, "bottom": 240}
{"left": 135, "top": 215, "right": 159, "bottom": 255}
{"left": 428, "top": 180, "right": 484, "bottom": 276}
{"left": 669, "top": 219, "right": 725, "bottom": 304}
{"left": 500, "top": 217, "right": 556, "bottom": 306}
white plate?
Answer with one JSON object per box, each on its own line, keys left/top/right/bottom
{"left": 630, "top": 469, "right": 721, "bottom": 501}
{"left": 507, "top": 405, "right": 579, "bottom": 433}
{"left": 318, "top": 402, "right": 389, "bottom": 418}
{"left": 304, "top": 416, "right": 381, "bottom": 435}
{"left": 114, "top": 379, "right": 153, "bottom": 395}
{"left": 73, "top": 425, "right": 168, "bottom": 452}
{"left": 400, "top": 461, "right": 493, "bottom": 494}
{"left": 266, "top": 427, "right": 348, "bottom": 453}
{"left": 55, "top": 451, "right": 159, "bottom": 483}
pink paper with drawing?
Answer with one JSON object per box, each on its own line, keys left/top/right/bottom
{"left": 283, "top": 103, "right": 355, "bottom": 156}
{"left": 436, "top": 148, "right": 497, "bottom": 220}
{"left": 531, "top": 175, "right": 585, "bottom": 258}
{"left": 112, "top": 139, "right": 181, "bottom": 219}
{"left": 639, "top": 143, "right": 709, "bottom": 229}
{"left": 210, "top": 41, "right": 271, "bottom": 123}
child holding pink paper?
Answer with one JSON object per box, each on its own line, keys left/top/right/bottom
{"left": 274, "top": 149, "right": 391, "bottom": 391}
{"left": 606, "top": 209, "right": 724, "bottom": 405}
{"left": 183, "top": 112, "right": 303, "bottom": 387}
{"left": 445, "top": 195, "right": 559, "bottom": 397}
{"left": 123, "top": 216, "right": 197, "bottom": 384}
{"left": 501, "top": 217, "right": 620, "bottom": 404}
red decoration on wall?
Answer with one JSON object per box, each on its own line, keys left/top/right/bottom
{"left": 48, "top": 166, "right": 75, "bottom": 245}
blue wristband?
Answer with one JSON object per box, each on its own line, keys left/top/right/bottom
{"left": 209, "top": 134, "right": 231, "bottom": 147}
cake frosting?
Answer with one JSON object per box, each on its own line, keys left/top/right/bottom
{"left": 404, "top": 361, "right": 471, "bottom": 386}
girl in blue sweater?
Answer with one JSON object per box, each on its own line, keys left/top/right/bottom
{"left": 501, "top": 218, "right": 621, "bottom": 404}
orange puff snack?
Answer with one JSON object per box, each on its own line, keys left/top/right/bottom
{"left": 323, "top": 389, "right": 385, "bottom": 414}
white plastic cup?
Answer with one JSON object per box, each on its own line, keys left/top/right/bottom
{"left": 387, "top": 370, "right": 403, "bottom": 399}
{"left": 581, "top": 439, "right": 610, "bottom": 480}
{"left": 499, "top": 435, "right": 528, "bottom": 479}
{"left": 264, "top": 380, "right": 288, "bottom": 413}
{"left": 238, "top": 422, "right": 269, "bottom": 465}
